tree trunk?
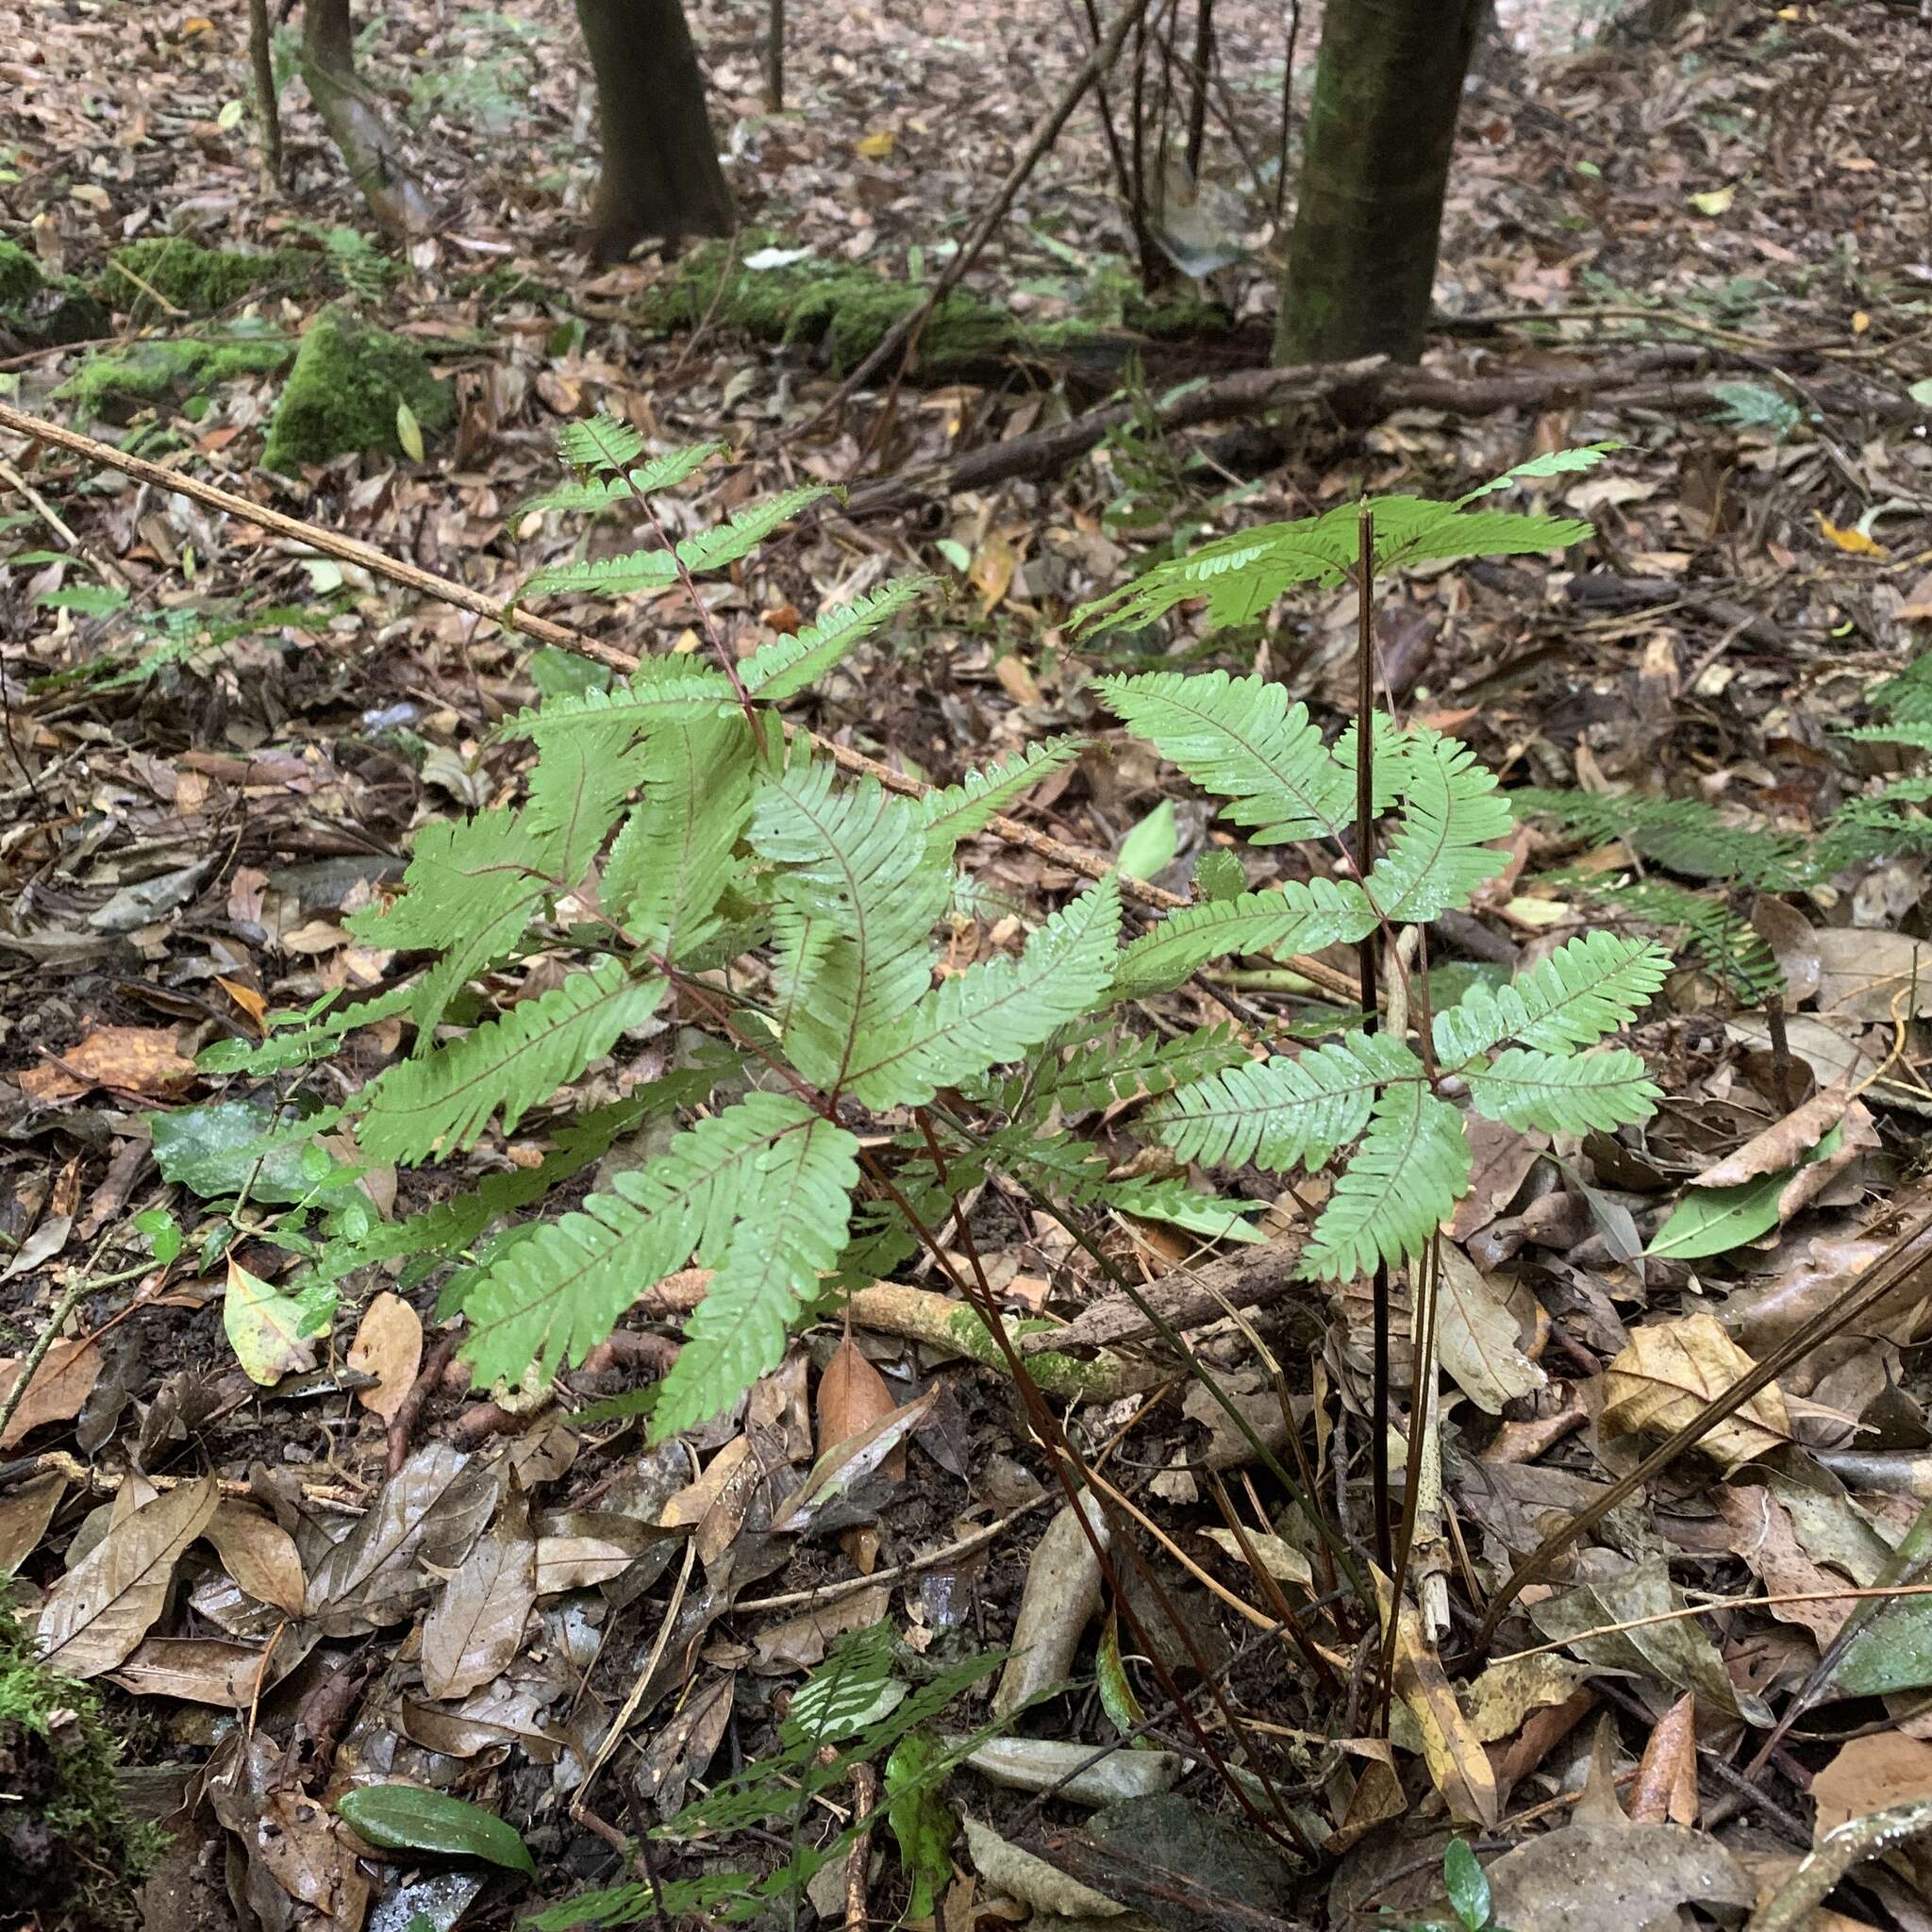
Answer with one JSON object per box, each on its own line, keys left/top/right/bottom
{"left": 1275, "top": 0, "right": 1481, "bottom": 365}
{"left": 575, "top": 0, "right": 735, "bottom": 263}
{"left": 300, "top": 0, "right": 433, "bottom": 235}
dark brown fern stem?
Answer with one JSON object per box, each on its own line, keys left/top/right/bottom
{"left": 1356, "top": 505, "right": 1391, "bottom": 1570}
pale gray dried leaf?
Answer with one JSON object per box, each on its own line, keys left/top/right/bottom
{"left": 955, "top": 1736, "right": 1180, "bottom": 1807}
{"left": 206, "top": 1500, "right": 306, "bottom": 1616}
{"left": 35, "top": 1475, "right": 220, "bottom": 1678}
{"left": 993, "top": 1491, "right": 1108, "bottom": 1718}
{"left": 1435, "top": 1246, "right": 1546, "bottom": 1414}
{"left": 88, "top": 857, "right": 215, "bottom": 932}
{"left": 962, "top": 1815, "right": 1127, "bottom": 1918}
{"left": 1530, "top": 1551, "right": 1774, "bottom": 1725}
{"left": 1692, "top": 1082, "right": 1856, "bottom": 1188}
{"left": 636, "top": 1671, "right": 734, "bottom": 1816}
{"left": 1811, "top": 928, "right": 1932, "bottom": 1021}
{"left": 1485, "top": 1820, "right": 1753, "bottom": 1932}
{"left": 422, "top": 1488, "right": 536, "bottom": 1700}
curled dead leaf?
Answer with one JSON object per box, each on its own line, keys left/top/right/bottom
{"left": 1602, "top": 1313, "right": 1791, "bottom": 1472}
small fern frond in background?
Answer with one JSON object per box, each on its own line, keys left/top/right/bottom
{"left": 741, "top": 577, "right": 933, "bottom": 700}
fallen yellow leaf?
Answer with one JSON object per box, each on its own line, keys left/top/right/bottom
{"left": 1818, "top": 513, "right": 1885, "bottom": 558}
{"left": 856, "top": 130, "right": 895, "bottom": 159}
{"left": 1690, "top": 185, "right": 1735, "bottom": 216}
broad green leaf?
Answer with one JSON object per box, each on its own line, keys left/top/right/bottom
{"left": 336, "top": 1785, "right": 536, "bottom": 1874}
{"left": 1645, "top": 1124, "right": 1843, "bottom": 1259}
{"left": 224, "top": 1257, "right": 315, "bottom": 1385}
{"left": 1118, "top": 798, "right": 1177, "bottom": 881}
{"left": 885, "top": 1728, "right": 956, "bottom": 1918}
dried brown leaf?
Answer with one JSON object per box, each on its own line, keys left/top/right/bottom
{"left": 0, "top": 1337, "right": 103, "bottom": 1449}
{"left": 1628, "top": 1691, "right": 1698, "bottom": 1825}
{"left": 1436, "top": 1246, "right": 1546, "bottom": 1414}
{"left": 1693, "top": 1083, "right": 1855, "bottom": 1189}
{"left": 1601, "top": 1313, "right": 1791, "bottom": 1472}
{"left": 205, "top": 1499, "right": 306, "bottom": 1617}
{"left": 346, "top": 1291, "right": 423, "bottom": 1424}
{"left": 35, "top": 1474, "right": 220, "bottom": 1678}
{"left": 422, "top": 1488, "right": 536, "bottom": 1700}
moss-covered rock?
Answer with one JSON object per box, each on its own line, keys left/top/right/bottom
{"left": 101, "top": 237, "right": 311, "bottom": 315}
{"left": 55, "top": 324, "right": 294, "bottom": 419}
{"left": 0, "top": 1598, "right": 162, "bottom": 1925}
{"left": 261, "top": 306, "right": 455, "bottom": 473}
{"left": 0, "top": 240, "right": 109, "bottom": 347}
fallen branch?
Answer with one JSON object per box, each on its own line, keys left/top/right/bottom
{"left": 0, "top": 400, "right": 1361, "bottom": 1002}
{"left": 845, "top": 343, "right": 1742, "bottom": 518}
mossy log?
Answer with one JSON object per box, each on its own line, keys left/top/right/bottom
{"left": 0, "top": 242, "right": 108, "bottom": 349}
{"left": 261, "top": 307, "right": 453, "bottom": 472}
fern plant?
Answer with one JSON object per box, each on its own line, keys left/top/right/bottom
{"left": 1513, "top": 644, "right": 1932, "bottom": 998}
{"left": 164, "top": 424, "right": 1669, "bottom": 1436}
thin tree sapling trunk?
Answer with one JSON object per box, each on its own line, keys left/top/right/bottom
{"left": 250, "top": 0, "right": 283, "bottom": 193}
{"left": 1275, "top": 0, "right": 1482, "bottom": 364}
{"left": 299, "top": 0, "right": 433, "bottom": 235}
{"left": 575, "top": 0, "right": 736, "bottom": 263}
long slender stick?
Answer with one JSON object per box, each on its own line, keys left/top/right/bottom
{"left": 1356, "top": 505, "right": 1391, "bottom": 1570}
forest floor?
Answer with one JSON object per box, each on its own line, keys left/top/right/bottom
{"left": 4, "top": 0, "right": 1932, "bottom": 1929}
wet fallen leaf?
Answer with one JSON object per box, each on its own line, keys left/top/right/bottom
{"left": 1485, "top": 1820, "right": 1752, "bottom": 1932}
{"left": 35, "top": 1474, "right": 220, "bottom": 1678}
{"left": 816, "top": 1332, "right": 898, "bottom": 1460}
{"left": 774, "top": 1385, "right": 938, "bottom": 1533}
{"left": 346, "top": 1291, "right": 423, "bottom": 1423}
{"left": 1810, "top": 926, "right": 1932, "bottom": 1019}
{"left": 422, "top": 1487, "right": 536, "bottom": 1700}
{"left": 109, "top": 1633, "right": 308, "bottom": 1707}
{"left": 1602, "top": 1313, "right": 1791, "bottom": 1471}
{"left": 223, "top": 1256, "right": 316, "bottom": 1386}
{"left": 1814, "top": 1733, "right": 1932, "bottom": 1837}
{"left": 0, "top": 1470, "right": 66, "bottom": 1574}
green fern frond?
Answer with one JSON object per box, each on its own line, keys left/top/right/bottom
{"left": 1605, "top": 878, "right": 1784, "bottom": 1002}
{"left": 347, "top": 808, "right": 558, "bottom": 1031}
{"left": 501, "top": 662, "right": 737, "bottom": 741}
{"left": 1149, "top": 1031, "right": 1422, "bottom": 1171}
{"left": 1110, "top": 878, "right": 1374, "bottom": 1000}
{"left": 741, "top": 578, "right": 932, "bottom": 702}
{"left": 1870, "top": 653, "right": 1932, "bottom": 724}
{"left": 1097, "top": 670, "right": 1354, "bottom": 843}
{"left": 515, "top": 548, "right": 682, "bottom": 602}
{"left": 198, "top": 981, "right": 418, "bottom": 1075}
{"left": 1837, "top": 723, "right": 1932, "bottom": 751}
{"left": 517, "top": 441, "right": 724, "bottom": 516}
{"left": 526, "top": 718, "right": 649, "bottom": 885}
{"left": 984, "top": 1022, "right": 1250, "bottom": 1116}
{"left": 1363, "top": 730, "right": 1512, "bottom": 923}
{"left": 357, "top": 958, "right": 667, "bottom": 1164}
{"left": 462, "top": 1091, "right": 845, "bottom": 1389}
{"left": 1456, "top": 442, "right": 1620, "bottom": 505}
{"left": 1302, "top": 1086, "right": 1470, "bottom": 1279}
{"left": 653, "top": 1101, "right": 859, "bottom": 1438}
{"left": 603, "top": 713, "right": 755, "bottom": 960}
{"left": 1433, "top": 929, "right": 1669, "bottom": 1064}
{"left": 678, "top": 484, "right": 831, "bottom": 573}
{"left": 843, "top": 876, "right": 1122, "bottom": 1108}
{"left": 1103, "top": 1174, "right": 1267, "bottom": 1242}
{"left": 1073, "top": 495, "right": 1592, "bottom": 634}
{"left": 556, "top": 413, "right": 645, "bottom": 472}
{"left": 1461, "top": 1045, "right": 1660, "bottom": 1134}
{"left": 1510, "top": 787, "right": 1808, "bottom": 887}
{"left": 752, "top": 751, "right": 950, "bottom": 1093}
{"left": 918, "top": 736, "right": 1088, "bottom": 846}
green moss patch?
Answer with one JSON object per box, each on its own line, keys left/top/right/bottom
{"left": 261, "top": 306, "right": 455, "bottom": 473}
{"left": 55, "top": 323, "right": 294, "bottom": 419}
{"left": 0, "top": 240, "right": 108, "bottom": 347}
{"left": 0, "top": 1597, "right": 161, "bottom": 1924}
{"left": 638, "top": 235, "right": 1237, "bottom": 378}
{"left": 102, "top": 237, "right": 312, "bottom": 315}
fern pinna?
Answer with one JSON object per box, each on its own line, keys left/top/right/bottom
{"left": 185, "top": 425, "right": 1669, "bottom": 1435}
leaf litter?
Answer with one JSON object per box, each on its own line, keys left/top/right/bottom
{"left": 1, "top": 0, "right": 1931, "bottom": 1927}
